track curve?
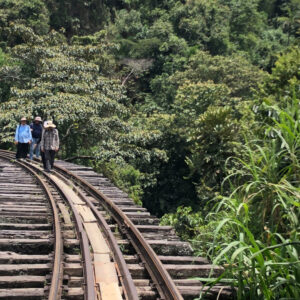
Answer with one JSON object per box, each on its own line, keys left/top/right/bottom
{"left": 0, "top": 149, "right": 234, "bottom": 300}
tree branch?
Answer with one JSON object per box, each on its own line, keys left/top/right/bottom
{"left": 62, "top": 124, "right": 74, "bottom": 141}
{"left": 122, "top": 69, "right": 134, "bottom": 86}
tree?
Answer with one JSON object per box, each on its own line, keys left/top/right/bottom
{"left": 261, "top": 47, "right": 300, "bottom": 98}
{"left": 46, "top": 0, "right": 111, "bottom": 36}
{"left": 278, "top": 0, "right": 300, "bottom": 44}
{"left": 0, "top": 48, "right": 14, "bottom": 103}
{"left": 0, "top": 0, "right": 49, "bottom": 46}
{"left": 170, "top": 0, "right": 231, "bottom": 54}
{"left": 148, "top": 50, "right": 265, "bottom": 110}
{"left": 173, "top": 81, "right": 239, "bottom": 203}
{"left": 0, "top": 29, "right": 128, "bottom": 158}
{"left": 173, "top": 50, "right": 265, "bottom": 99}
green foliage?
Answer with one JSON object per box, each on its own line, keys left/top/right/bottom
{"left": 205, "top": 214, "right": 300, "bottom": 300}
{"left": 136, "top": 48, "right": 265, "bottom": 212}
{"left": 207, "top": 99, "right": 300, "bottom": 296}
{"left": 148, "top": 50, "right": 265, "bottom": 111}
{"left": 278, "top": 0, "right": 300, "bottom": 42}
{"left": 128, "top": 112, "right": 199, "bottom": 216}
{"left": 162, "top": 54, "right": 300, "bottom": 298}
{"left": 261, "top": 47, "right": 300, "bottom": 97}
{"left": 0, "top": 0, "right": 49, "bottom": 45}
{"left": 186, "top": 106, "right": 239, "bottom": 202}
{"left": 96, "top": 160, "right": 144, "bottom": 206}
{"left": 226, "top": 96, "right": 299, "bottom": 233}
{"left": 170, "top": 0, "right": 231, "bottom": 54}
{"left": 0, "top": 48, "right": 6, "bottom": 66}
{"left": 161, "top": 206, "right": 203, "bottom": 240}
{"left": 0, "top": 48, "right": 10, "bottom": 102}
{"left": 114, "top": 9, "right": 144, "bottom": 38}
{"left": 46, "top": 0, "right": 111, "bottom": 36}
{"left": 174, "top": 81, "right": 231, "bottom": 122}
{"left": 173, "top": 50, "right": 265, "bottom": 99}
{"left": 170, "top": 80, "right": 240, "bottom": 204}
{"left": 162, "top": 93, "right": 300, "bottom": 300}
{"left": 227, "top": 0, "right": 265, "bottom": 39}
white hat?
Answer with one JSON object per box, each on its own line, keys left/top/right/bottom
{"left": 20, "top": 117, "right": 27, "bottom": 121}
{"left": 44, "top": 120, "right": 56, "bottom": 128}
{"left": 34, "top": 116, "right": 42, "bottom": 122}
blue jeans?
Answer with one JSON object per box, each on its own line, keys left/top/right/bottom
{"left": 30, "top": 137, "right": 41, "bottom": 159}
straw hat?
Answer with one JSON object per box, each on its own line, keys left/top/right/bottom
{"left": 44, "top": 120, "right": 56, "bottom": 128}
{"left": 20, "top": 117, "right": 27, "bottom": 121}
{"left": 34, "top": 116, "right": 42, "bottom": 122}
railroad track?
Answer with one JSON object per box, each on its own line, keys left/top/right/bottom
{"left": 0, "top": 150, "right": 234, "bottom": 300}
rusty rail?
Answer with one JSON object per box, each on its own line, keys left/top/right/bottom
{"left": 44, "top": 169, "right": 96, "bottom": 300}
{"left": 45, "top": 164, "right": 139, "bottom": 300}
{"left": 53, "top": 162, "right": 184, "bottom": 300}
{"left": 0, "top": 152, "right": 63, "bottom": 300}
{"left": 0, "top": 151, "right": 96, "bottom": 300}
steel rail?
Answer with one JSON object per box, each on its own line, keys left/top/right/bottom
{"left": 0, "top": 152, "right": 63, "bottom": 300}
{"left": 53, "top": 162, "right": 184, "bottom": 299}
{"left": 0, "top": 151, "right": 96, "bottom": 300}
{"left": 50, "top": 169, "right": 139, "bottom": 300}
{"left": 25, "top": 161, "right": 96, "bottom": 300}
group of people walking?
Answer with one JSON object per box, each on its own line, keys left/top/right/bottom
{"left": 14, "top": 116, "right": 59, "bottom": 172}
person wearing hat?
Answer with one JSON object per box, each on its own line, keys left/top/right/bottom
{"left": 14, "top": 117, "right": 32, "bottom": 159}
{"left": 40, "top": 121, "right": 59, "bottom": 172}
{"left": 29, "top": 116, "right": 43, "bottom": 160}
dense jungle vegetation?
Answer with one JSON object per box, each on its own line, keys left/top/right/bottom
{"left": 0, "top": 0, "right": 299, "bottom": 298}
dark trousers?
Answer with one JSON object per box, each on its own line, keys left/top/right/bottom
{"left": 41, "top": 151, "right": 46, "bottom": 169}
{"left": 44, "top": 150, "right": 56, "bottom": 170}
{"left": 16, "top": 143, "right": 29, "bottom": 159}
